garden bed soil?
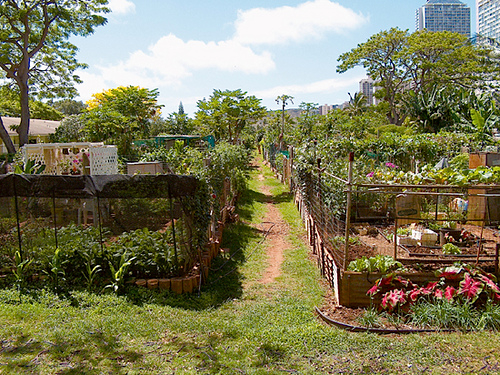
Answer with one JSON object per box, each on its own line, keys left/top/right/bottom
{"left": 355, "top": 224, "right": 499, "bottom": 260}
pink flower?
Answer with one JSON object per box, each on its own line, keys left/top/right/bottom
{"left": 367, "top": 284, "right": 379, "bottom": 296}
{"left": 444, "top": 286, "right": 456, "bottom": 301}
{"left": 459, "top": 273, "right": 484, "bottom": 301}
{"left": 366, "top": 172, "right": 375, "bottom": 178}
{"left": 408, "top": 288, "right": 420, "bottom": 302}
{"left": 385, "top": 162, "right": 398, "bottom": 168}
{"left": 434, "top": 289, "right": 443, "bottom": 299}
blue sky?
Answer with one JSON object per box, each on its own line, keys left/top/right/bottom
{"left": 72, "top": 0, "right": 477, "bottom": 115}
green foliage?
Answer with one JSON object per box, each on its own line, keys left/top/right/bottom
{"left": 337, "top": 28, "right": 499, "bottom": 126}
{"left": 106, "top": 252, "right": 135, "bottom": 294}
{"left": 347, "top": 255, "right": 403, "bottom": 273}
{"left": 442, "top": 243, "right": 462, "bottom": 255}
{"left": 0, "top": 0, "right": 109, "bottom": 148}
{"left": 50, "top": 114, "right": 87, "bottom": 142}
{"left": 195, "top": 89, "right": 266, "bottom": 144}
{"left": 84, "top": 86, "right": 163, "bottom": 156}
{"left": 108, "top": 228, "right": 184, "bottom": 279}
{"left": 13, "top": 159, "right": 46, "bottom": 174}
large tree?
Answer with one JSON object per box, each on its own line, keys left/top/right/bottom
{"left": 84, "top": 86, "right": 163, "bottom": 156}
{"left": 337, "top": 28, "right": 499, "bottom": 126}
{"left": 0, "top": 0, "right": 109, "bottom": 153}
{"left": 195, "top": 89, "right": 266, "bottom": 144}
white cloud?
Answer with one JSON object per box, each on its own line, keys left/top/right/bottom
{"left": 75, "top": 71, "right": 110, "bottom": 101}
{"left": 108, "top": 0, "right": 135, "bottom": 15}
{"left": 254, "top": 76, "right": 364, "bottom": 100}
{"left": 233, "top": 0, "right": 367, "bottom": 45}
{"left": 94, "top": 34, "right": 276, "bottom": 88}
{"left": 77, "top": 1, "right": 367, "bottom": 101}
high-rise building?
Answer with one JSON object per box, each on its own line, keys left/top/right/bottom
{"left": 359, "top": 78, "right": 377, "bottom": 106}
{"left": 478, "top": 0, "right": 500, "bottom": 41}
{"left": 416, "top": 0, "right": 470, "bottom": 37}
{"left": 319, "top": 104, "right": 333, "bottom": 116}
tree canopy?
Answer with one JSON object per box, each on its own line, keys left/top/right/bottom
{"left": 337, "top": 28, "right": 500, "bottom": 126}
{"left": 0, "top": 0, "right": 109, "bottom": 153}
{"left": 195, "top": 89, "right": 266, "bottom": 144}
{"left": 84, "top": 86, "right": 163, "bottom": 156}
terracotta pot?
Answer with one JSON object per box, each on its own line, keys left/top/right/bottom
{"left": 190, "top": 274, "right": 200, "bottom": 289}
{"left": 147, "top": 279, "right": 159, "bottom": 289}
{"left": 182, "top": 277, "right": 193, "bottom": 293}
{"left": 170, "top": 278, "right": 183, "bottom": 294}
{"left": 135, "top": 279, "right": 147, "bottom": 288}
{"left": 158, "top": 279, "right": 171, "bottom": 290}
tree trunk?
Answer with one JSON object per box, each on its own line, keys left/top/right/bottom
{"left": 17, "top": 79, "right": 30, "bottom": 147}
{"left": 0, "top": 117, "right": 17, "bottom": 154}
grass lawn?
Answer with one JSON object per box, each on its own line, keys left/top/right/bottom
{"left": 1, "top": 156, "right": 500, "bottom": 374}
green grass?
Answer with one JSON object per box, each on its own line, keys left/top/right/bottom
{"left": 1, "top": 155, "right": 500, "bottom": 374}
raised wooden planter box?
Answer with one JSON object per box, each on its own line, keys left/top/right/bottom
{"left": 339, "top": 271, "right": 440, "bottom": 308}
{"left": 133, "top": 232, "right": 222, "bottom": 295}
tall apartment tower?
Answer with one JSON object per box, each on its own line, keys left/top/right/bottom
{"left": 359, "top": 78, "right": 375, "bottom": 106}
{"left": 416, "top": 0, "right": 471, "bottom": 37}
{"left": 478, "top": 0, "right": 500, "bottom": 41}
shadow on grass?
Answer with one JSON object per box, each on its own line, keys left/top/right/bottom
{"left": 0, "top": 331, "right": 143, "bottom": 375}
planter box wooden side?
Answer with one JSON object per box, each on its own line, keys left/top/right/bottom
{"left": 339, "top": 271, "right": 440, "bottom": 308}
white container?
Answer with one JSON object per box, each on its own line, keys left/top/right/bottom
{"left": 397, "top": 235, "right": 418, "bottom": 246}
{"left": 411, "top": 229, "right": 438, "bottom": 246}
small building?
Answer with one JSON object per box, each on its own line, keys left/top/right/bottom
{"left": 1, "top": 116, "right": 60, "bottom": 154}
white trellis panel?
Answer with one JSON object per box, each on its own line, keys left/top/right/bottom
{"left": 21, "top": 143, "right": 118, "bottom": 175}
{"left": 89, "top": 145, "right": 118, "bottom": 175}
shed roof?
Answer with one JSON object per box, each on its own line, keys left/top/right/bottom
{"left": 1, "top": 117, "right": 60, "bottom": 136}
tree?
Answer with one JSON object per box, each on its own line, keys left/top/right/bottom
{"left": 1, "top": 85, "right": 63, "bottom": 120}
{"left": 293, "top": 102, "right": 318, "bottom": 144}
{"left": 275, "top": 94, "right": 294, "bottom": 150}
{"left": 337, "top": 28, "right": 499, "bottom": 126}
{"left": 346, "top": 92, "right": 367, "bottom": 117}
{"left": 50, "top": 114, "right": 87, "bottom": 142}
{"left": 51, "top": 99, "right": 86, "bottom": 116}
{"left": 0, "top": 0, "right": 109, "bottom": 153}
{"left": 195, "top": 89, "right": 266, "bottom": 144}
{"left": 162, "top": 102, "right": 194, "bottom": 135}
{"left": 84, "top": 86, "right": 163, "bottom": 156}
{"left": 337, "top": 28, "right": 410, "bottom": 125}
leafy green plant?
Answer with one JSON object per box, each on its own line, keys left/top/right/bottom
{"left": 106, "top": 252, "right": 136, "bottom": 294}
{"left": 331, "top": 235, "right": 360, "bottom": 248}
{"left": 347, "top": 255, "right": 403, "bottom": 273}
{"left": 14, "top": 159, "right": 46, "bottom": 174}
{"left": 12, "top": 250, "right": 32, "bottom": 291}
{"left": 43, "top": 247, "right": 68, "bottom": 291}
{"left": 442, "top": 243, "right": 462, "bottom": 255}
{"left": 82, "top": 255, "right": 101, "bottom": 292}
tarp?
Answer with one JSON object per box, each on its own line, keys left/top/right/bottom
{"left": 0, "top": 174, "right": 198, "bottom": 199}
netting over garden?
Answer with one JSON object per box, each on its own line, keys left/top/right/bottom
{"left": 0, "top": 174, "right": 210, "bottom": 289}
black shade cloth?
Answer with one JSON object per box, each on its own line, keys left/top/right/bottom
{"left": 0, "top": 174, "right": 198, "bottom": 199}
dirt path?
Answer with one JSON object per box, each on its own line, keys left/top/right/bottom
{"left": 256, "top": 172, "right": 290, "bottom": 284}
